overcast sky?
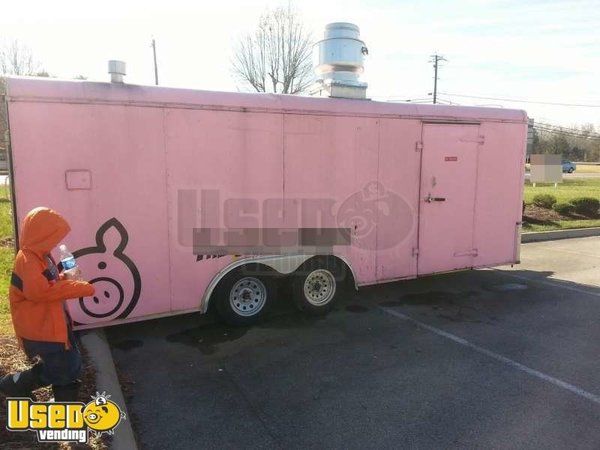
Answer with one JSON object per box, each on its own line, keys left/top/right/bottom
{"left": 2, "top": 0, "right": 598, "bottom": 126}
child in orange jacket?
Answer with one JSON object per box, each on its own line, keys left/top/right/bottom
{"left": 0, "top": 207, "right": 95, "bottom": 401}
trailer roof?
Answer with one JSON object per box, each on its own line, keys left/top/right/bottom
{"left": 4, "top": 77, "right": 527, "bottom": 124}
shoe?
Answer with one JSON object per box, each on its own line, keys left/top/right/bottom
{"left": 0, "top": 367, "right": 42, "bottom": 398}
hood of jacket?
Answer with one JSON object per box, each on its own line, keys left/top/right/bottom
{"left": 19, "top": 207, "right": 70, "bottom": 255}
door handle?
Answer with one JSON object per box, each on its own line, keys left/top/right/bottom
{"left": 425, "top": 194, "right": 446, "bottom": 203}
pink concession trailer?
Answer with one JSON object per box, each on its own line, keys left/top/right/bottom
{"left": 1, "top": 77, "right": 527, "bottom": 328}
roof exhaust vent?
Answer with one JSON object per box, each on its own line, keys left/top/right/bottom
{"left": 311, "top": 22, "right": 368, "bottom": 99}
{"left": 108, "top": 60, "right": 126, "bottom": 83}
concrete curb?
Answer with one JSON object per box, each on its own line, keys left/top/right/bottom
{"left": 80, "top": 329, "right": 138, "bottom": 450}
{"left": 522, "top": 227, "right": 600, "bottom": 243}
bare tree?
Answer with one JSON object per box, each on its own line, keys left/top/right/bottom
{"left": 0, "top": 39, "right": 41, "bottom": 76}
{"left": 0, "top": 40, "right": 45, "bottom": 167}
{"left": 232, "top": 5, "right": 314, "bottom": 94}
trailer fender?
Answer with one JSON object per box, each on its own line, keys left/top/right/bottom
{"left": 200, "top": 254, "right": 358, "bottom": 313}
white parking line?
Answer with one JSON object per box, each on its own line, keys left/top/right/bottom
{"left": 494, "top": 270, "right": 600, "bottom": 297}
{"left": 380, "top": 306, "right": 600, "bottom": 406}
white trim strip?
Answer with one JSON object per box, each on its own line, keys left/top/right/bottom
{"left": 380, "top": 306, "right": 600, "bottom": 405}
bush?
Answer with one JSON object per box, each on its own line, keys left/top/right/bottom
{"left": 552, "top": 202, "right": 574, "bottom": 216}
{"left": 571, "top": 197, "right": 600, "bottom": 217}
{"left": 532, "top": 194, "right": 557, "bottom": 209}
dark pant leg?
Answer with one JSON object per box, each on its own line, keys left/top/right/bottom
{"left": 22, "top": 333, "right": 82, "bottom": 387}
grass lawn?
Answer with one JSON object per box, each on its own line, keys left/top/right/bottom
{"left": 577, "top": 164, "right": 600, "bottom": 174}
{"left": 0, "top": 247, "right": 13, "bottom": 336}
{"left": 523, "top": 219, "right": 600, "bottom": 232}
{"left": 523, "top": 178, "right": 600, "bottom": 232}
{"left": 0, "top": 188, "right": 13, "bottom": 336}
{"left": 524, "top": 163, "right": 600, "bottom": 173}
{"left": 523, "top": 178, "right": 600, "bottom": 204}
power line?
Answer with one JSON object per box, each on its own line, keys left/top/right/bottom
{"left": 533, "top": 122, "right": 600, "bottom": 140}
{"left": 435, "top": 96, "right": 462, "bottom": 106}
{"left": 536, "top": 122, "right": 600, "bottom": 135}
{"left": 439, "top": 92, "right": 600, "bottom": 108}
{"left": 535, "top": 128, "right": 600, "bottom": 141}
{"left": 432, "top": 98, "right": 599, "bottom": 137}
{"left": 535, "top": 129, "right": 600, "bottom": 141}
{"left": 386, "top": 98, "right": 434, "bottom": 103}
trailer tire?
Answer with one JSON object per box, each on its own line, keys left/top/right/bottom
{"left": 214, "top": 265, "right": 275, "bottom": 326}
{"left": 292, "top": 256, "right": 347, "bottom": 316}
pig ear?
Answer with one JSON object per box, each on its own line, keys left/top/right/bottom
{"left": 95, "top": 218, "right": 129, "bottom": 255}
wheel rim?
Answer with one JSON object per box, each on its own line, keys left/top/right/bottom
{"left": 229, "top": 277, "right": 267, "bottom": 317}
{"left": 303, "top": 269, "right": 336, "bottom": 306}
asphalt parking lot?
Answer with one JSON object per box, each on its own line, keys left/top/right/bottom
{"left": 107, "top": 236, "right": 600, "bottom": 450}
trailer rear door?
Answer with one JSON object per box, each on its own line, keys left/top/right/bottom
{"left": 417, "top": 123, "right": 481, "bottom": 275}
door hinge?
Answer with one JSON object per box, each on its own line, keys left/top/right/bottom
{"left": 415, "top": 141, "right": 423, "bottom": 152}
{"left": 412, "top": 248, "right": 419, "bottom": 256}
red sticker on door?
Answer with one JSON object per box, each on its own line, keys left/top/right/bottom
{"left": 445, "top": 156, "right": 458, "bottom": 161}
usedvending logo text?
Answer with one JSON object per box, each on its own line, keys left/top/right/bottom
{"left": 6, "top": 392, "right": 125, "bottom": 443}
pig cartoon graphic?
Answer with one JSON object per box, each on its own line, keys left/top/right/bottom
{"left": 70, "top": 218, "right": 141, "bottom": 325}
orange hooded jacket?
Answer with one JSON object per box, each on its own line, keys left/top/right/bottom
{"left": 9, "top": 207, "right": 95, "bottom": 348}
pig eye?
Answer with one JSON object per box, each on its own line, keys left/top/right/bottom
{"left": 98, "top": 262, "right": 107, "bottom": 270}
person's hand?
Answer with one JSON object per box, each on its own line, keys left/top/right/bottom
{"left": 64, "top": 267, "right": 82, "bottom": 280}
{"left": 81, "top": 282, "right": 95, "bottom": 297}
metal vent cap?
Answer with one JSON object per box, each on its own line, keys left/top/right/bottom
{"left": 108, "top": 60, "right": 126, "bottom": 83}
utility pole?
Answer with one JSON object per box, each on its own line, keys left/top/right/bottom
{"left": 151, "top": 38, "right": 159, "bottom": 85}
{"left": 429, "top": 54, "right": 446, "bottom": 104}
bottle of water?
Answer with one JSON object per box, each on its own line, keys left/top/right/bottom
{"left": 59, "top": 244, "right": 81, "bottom": 280}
